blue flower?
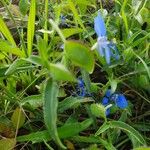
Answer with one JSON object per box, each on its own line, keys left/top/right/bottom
{"left": 102, "top": 97, "right": 109, "bottom": 105}
{"left": 94, "top": 12, "right": 106, "bottom": 37}
{"left": 115, "top": 94, "right": 128, "bottom": 109}
{"left": 77, "top": 78, "right": 86, "bottom": 97}
{"left": 94, "top": 12, "right": 120, "bottom": 64}
{"left": 101, "top": 89, "right": 128, "bottom": 116}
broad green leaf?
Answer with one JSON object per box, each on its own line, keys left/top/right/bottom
{"left": 0, "top": 17, "right": 16, "bottom": 46}
{"left": 17, "top": 119, "right": 92, "bottom": 143}
{"left": 27, "top": 0, "right": 36, "bottom": 56}
{"left": 5, "top": 59, "right": 27, "bottom": 75}
{"left": 65, "top": 41, "right": 94, "bottom": 73}
{"left": 62, "top": 28, "right": 83, "bottom": 38}
{"left": 11, "top": 107, "right": 25, "bottom": 129}
{"left": 58, "top": 97, "right": 93, "bottom": 113}
{"left": 0, "top": 40, "right": 25, "bottom": 57}
{"left": 49, "top": 63, "right": 76, "bottom": 82}
{"left": 58, "top": 119, "right": 92, "bottom": 138}
{"left": 0, "top": 138, "right": 16, "bottom": 150}
{"left": 19, "top": 0, "right": 29, "bottom": 16}
{"left": 110, "top": 121, "right": 146, "bottom": 145}
{"left": 43, "top": 79, "right": 66, "bottom": 149}
{"left": 90, "top": 103, "right": 106, "bottom": 120}
{"left": 21, "top": 94, "right": 43, "bottom": 109}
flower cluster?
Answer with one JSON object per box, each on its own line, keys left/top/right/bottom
{"left": 94, "top": 12, "right": 120, "bottom": 64}
{"left": 102, "top": 89, "right": 128, "bottom": 116}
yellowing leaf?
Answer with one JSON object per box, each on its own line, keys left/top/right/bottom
{"left": 0, "top": 138, "right": 16, "bottom": 150}
{"left": 11, "top": 108, "right": 25, "bottom": 129}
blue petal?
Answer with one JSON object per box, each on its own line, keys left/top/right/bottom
{"left": 105, "top": 89, "right": 112, "bottom": 98}
{"left": 104, "top": 45, "right": 112, "bottom": 64}
{"left": 108, "top": 43, "right": 120, "bottom": 60}
{"left": 102, "top": 97, "right": 109, "bottom": 106}
{"left": 78, "top": 79, "right": 84, "bottom": 87}
{"left": 106, "top": 108, "right": 110, "bottom": 116}
{"left": 94, "top": 12, "right": 106, "bottom": 37}
{"left": 116, "top": 94, "right": 128, "bottom": 109}
{"left": 97, "top": 44, "right": 104, "bottom": 56}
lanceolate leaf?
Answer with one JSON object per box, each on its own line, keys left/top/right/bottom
{"left": 43, "top": 79, "right": 66, "bottom": 149}
{"left": 109, "top": 121, "right": 146, "bottom": 145}
{"left": 65, "top": 41, "right": 94, "bottom": 73}
{"left": 17, "top": 119, "right": 92, "bottom": 143}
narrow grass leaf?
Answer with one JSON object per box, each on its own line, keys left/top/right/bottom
{"left": 43, "top": 79, "right": 66, "bottom": 149}
{"left": 27, "top": 0, "right": 36, "bottom": 56}
{"left": 0, "top": 16, "right": 16, "bottom": 46}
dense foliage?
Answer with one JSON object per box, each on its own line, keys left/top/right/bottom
{"left": 0, "top": 0, "right": 150, "bottom": 149}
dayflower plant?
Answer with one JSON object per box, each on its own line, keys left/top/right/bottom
{"left": 93, "top": 12, "right": 120, "bottom": 64}
{"left": 102, "top": 89, "right": 128, "bottom": 116}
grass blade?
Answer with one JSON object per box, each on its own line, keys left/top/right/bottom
{"left": 27, "top": 0, "right": 36, "bottom": 56}
{"left": 0, "top": 16, "right": 16, "bottom": 46}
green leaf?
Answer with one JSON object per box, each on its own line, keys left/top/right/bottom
{"left": 0, "top": 16, "right": 16, "bottom": 46}
{"left": 49, "top": 63, "right": 76, "bottom": 82}
{"left": 5, "top": 59, "right": 27, "bottom": 75}
{"left": 0, "top": 40, "right": 25, "bottom": 57}
{"left": 17, "top": 130, "right": 50, "bottom": 143}
{"left": 0, "top": 138, "right": 16, "bottom": 150}
{"left": 65, "top": 41, "right": 94, "bottom": 73}
{"left": 21, "top": 94, "right": 43, "bottom": 109}
{"left": 72, "top": 136, "right": 116, "bottom": 150}
{"left": 19, "top": 0, "right": 29, "bottom": 16}
{"left": 11, "top": 107, "right": 25, "bottom": 129}
{"left": 110, "top": 121, "right": 146, "bottom": 145}
{"left": 58, "top": 97, "right": 93, "bottom": 113}
{"left": 27, "top": 0, "right": 36, "bottom": 56}
{"left": 62, "top": 28, "right": 83, "bottom": 38}
{"left": 17, "top": 119, "right": 92, "bottom": 143}
{"left": 58, "top": 119, "right": 93, "bottom": 138}
{"left": 90, "top": 103, "right": 106, "bottom": 120}
{"left": 0, "top": 67, "right": 8, "bottom": 77}
{"left": 95, "top": 122, "right": 110, "bottom": 136}
{"left": 134, "top": 147, "right": 150, "bottom": 150}
{"left": 25, "top": 55, "right": 42, "bottom": 66}
{"left": 43, "top": 79, "right": 66, "bottom": 149}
